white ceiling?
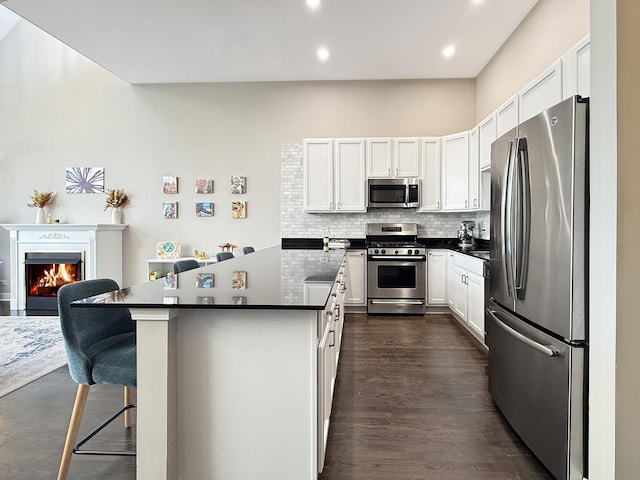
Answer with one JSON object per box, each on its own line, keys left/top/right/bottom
{"left": 2, "top": 0, "right": 539, "bottom": 85}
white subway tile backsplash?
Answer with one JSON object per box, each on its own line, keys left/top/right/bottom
{"left": 281, "top": 143, "right": 490, "bottom": 240}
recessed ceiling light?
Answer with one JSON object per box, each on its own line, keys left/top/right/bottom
{"left": 306, "top": 0, "right": 321, "bottom": 9}
{"left": 317, "top": 46, "right": 330, "bottom": 61}
{"left": 442, "top": 45, "right": 456, "bottom": 58}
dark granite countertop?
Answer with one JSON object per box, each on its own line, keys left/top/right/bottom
{"left": 281, "top": 237, "right": 490, "bottom": 260}
{"left": 73, "top": 246, "right": 344, "bottom": 310}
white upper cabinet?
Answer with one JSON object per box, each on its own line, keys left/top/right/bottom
{"left": 303, "top": 139, "right": 333, "bottom": 212}
{"left": 496, "top": 94, "right": 519, "bottom": 138}
{"left": 303, "top": 138, "right": 366, "bottom": 213}
{"left": 441, "top": 131, "right": 470, "bottom": 211}
{"left": 562, "top": 35, "right": 590, "bottom": 100}
{"left": 394, "top": 138, "right": 421, "bottom": 177}
{"left": 419, "top": 137, "right": 441, "bottom": 212}
{"left": 366, "top": 138, "right": 393, "bottom": 177}
{"left": 367, "top": 138, "right": 420, "bottom": 178}
{"left": 468, "top": 127, "right": 480, "bottom": 211}
{"left": 478, "top": 112, "right": 497, "bottom": 171}
{"left": 334, "top": 139, "right": 366, "bottom": 212}
{"left": 518, "top": 59, "right": 563, "bottom": 124}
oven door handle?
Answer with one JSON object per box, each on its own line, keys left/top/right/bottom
{"left": 368, "top": 255, "right": 426, "bottom": 261}
{"left": 369, "top": 299, "right": 426, "bottom": 305}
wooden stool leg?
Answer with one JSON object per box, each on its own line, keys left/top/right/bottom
{"left": 57, "top": 384, "right": 90, "bottom": 480}
{"left": 123, "top": 386, "right": 134, "bottom": 428}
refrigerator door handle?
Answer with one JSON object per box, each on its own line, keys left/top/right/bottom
{"left": 514, "top": 138, "right": 531, "bottom": 299}
{"left": 501, "top": 140, "right": 515, "bottom": 299}
{"left": 487, "top": 309, "right": 559, "bottom": 357}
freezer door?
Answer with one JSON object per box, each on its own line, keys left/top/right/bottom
{"left": 513, "top": 97, "right": 587, "bottom": 341}
{"left": 489, "top": 127, "right": 517, "bottom": 311}
{"left": 486, "top": 300, "right": 585, "bottom": 480}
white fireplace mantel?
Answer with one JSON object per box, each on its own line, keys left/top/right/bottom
{"left": 1, "top": 224, "right": 127, "bottom": 311}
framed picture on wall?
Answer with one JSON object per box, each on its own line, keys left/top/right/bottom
{"left": 163, "top": 202, "right": 178, "bottom": 219}
{"left": 231, "top": 201, "right": 246, "bottom": 219}
{"left": 65, "top": 167, "right": 105, "bottom": 193}
{"left": 195, "top": 273, "right": 214, "bottom": 288}
{"left": 231, "top": 176, "right": 246, "bottom": 194}
{"left": 195, "top": 179, "right": 213, "bottom": 194}
{"left": 163, "top": 175, "right": 178, "bottom": 194}
{"left": 195, "top": 202, "right": 213, "bottom": 217}
{"left": 232, "top": 271, "right": 247, "bottom": 289}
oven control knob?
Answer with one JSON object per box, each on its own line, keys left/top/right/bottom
{"left": 409, "top": 250, "right": 414, "bottom": 254}
{"left": 374, "top": 249, "right": 379, "bottom": 254}
{"left": 381, "top": 249, "right": 386, "bottom": 254}
{"left": 395, "top": 250, "right": 399, "bottom": 254}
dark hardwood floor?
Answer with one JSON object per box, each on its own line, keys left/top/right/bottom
{"left": 0, "top": 306, "right": 551, "bottom": 479}
{"left": 319, "top": 314, "right": 552, "bottom": 480}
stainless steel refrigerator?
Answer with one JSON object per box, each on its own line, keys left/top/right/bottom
{"left": 487, "top": 95, "right": 588, "bottom": 480}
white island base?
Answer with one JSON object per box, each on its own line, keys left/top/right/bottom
{"left": 134, "top": 307, "right": 321, "bottom": 480}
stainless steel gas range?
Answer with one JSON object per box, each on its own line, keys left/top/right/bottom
{"left": 366, "top": 223, "right": 426, "bottom": 315}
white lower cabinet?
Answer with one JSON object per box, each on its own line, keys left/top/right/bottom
{"left": 447, "top": 251, "right": 486, "bottom": 346}
{"left": 344, "top": 250, "right": 366, "bottom": 306}
{"left": 317, "top": 259, "right": 346, "bottom": 472}
{"left": 427, "top": 250, "right": 447, "bottom": 305}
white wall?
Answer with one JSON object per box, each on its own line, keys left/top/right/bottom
{"left": 0, "top": 19, "right": 475, "bottom": 288}
{"left": 476, "top": 0, "right": 590, "bottom": 121}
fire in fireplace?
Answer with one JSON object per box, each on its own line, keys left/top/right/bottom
{"left": 25, "top": 252, "right": 83, "bottom": 315}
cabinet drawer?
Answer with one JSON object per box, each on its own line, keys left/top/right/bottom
{"left": 453, "top": 252, "right": 484, "bottom": 276}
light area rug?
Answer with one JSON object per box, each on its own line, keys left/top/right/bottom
{"left": 0, "top": 316, "right": 67, "bottom": 397}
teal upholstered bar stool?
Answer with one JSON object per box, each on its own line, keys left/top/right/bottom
{"left": 216, "top": 251, "right": 234, "bottom": 262}
{"left": 172, "top": 258, "right": 200, "bottom": 274}
{"left": 56, "top": 278, "right": 136, "bottom": 480}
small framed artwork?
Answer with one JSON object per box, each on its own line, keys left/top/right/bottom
{"left": 231, "top": 176, "right": 246, "bottom": 194}
{"left": 232, "top": 271, "right": 247, "bottom": 289}
{"left": 66, "top": 167, "right": 105, "bottom": 193}
{"left": 195, "top": 179, "right": 213, "bottom": 194}
{"left": 163, "top": 175, "right": 178, "bottom": 194}
{"left": 196, "top": 296, "right": 215, "bottom": 305}
{"left": 156, "top": 241, "right": 181, "bottom": 258}
{"left": 163, "top": 202, "right": 178, "bottom": 219}
{"left": 195, "top": 273, "right": 214, "bottom": 288}
{"left": 232, "top": 201, "right": 246, "bottom": 219}
{"left": 163, "top": 272, "right": 177, "bottom": 290}
{"left": 231, "top": 296, "right": 247, "bottom": 305}
{"left": 163, "top": 296, "right": 179, "bottom": 305}
{"left": 195, "top": 202, "right": 213, "bottom": 217}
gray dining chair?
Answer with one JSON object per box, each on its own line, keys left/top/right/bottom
{"left": 56, "top": 278, "right": 136, "bottom": 480}
{"left": 242, "top": 246, "right": 255, "bottom": 255}
{"left": 216, "top": 251, "right": 234, "bottom": 262}
{"left": 172, "top": 259, "right": 201, "bottom": 274}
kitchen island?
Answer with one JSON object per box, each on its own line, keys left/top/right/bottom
{"left": 74, "top": 246, "right": 347, "bottom": 480}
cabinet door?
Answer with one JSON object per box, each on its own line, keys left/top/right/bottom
{"left": 366, "top": 138, "right": 393, "bottom": 178}
{"left": 317, "top": 321, "right": 332, "bottom": 472}
{"left": 394, "top": 137, "right": 421, "bottom": 177}
{"left": 466, "top": 271, "right": 485, "bottom": 342}
{"left": 344, "top": 250, "right": 366, "bottom": 305}
{"left": 334, "top": 139, "right": 366, "bottom": 212}
{"left": 563, "top": 36, "right": 590, "bottom": 99}
{"left": 427, "top": 250, "right": 447, "bottom": 305}
{"left": 519, "top": 60, "right": 563, "bottom": 124}
{"left": 478, "top": 113, "right": 496, "bottom": 171}
{"left": 452, "top": 265, "right": 468, "bottom": 320}
{"left": 442, "top": 132, "right": 469, "bottom": 211}
{"left": 496, "top": 95, "right": 519, "bottom": 138}
{"left": 468, "top": 127, "right": 480, "bottom": 210}
{"left": 303, "top": 139, "right": 333, "bottom": 212}
{"left": 447, "top": 252, "right": 456, "bottom": 308}
{"left": 420, "top": 137, "right": 441, "bottom": 211}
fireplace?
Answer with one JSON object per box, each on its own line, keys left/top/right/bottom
{"left": 0, "top": 224, "right": 126, "bottom": 313}
{"left": 25, "top": 252, "right": 84, "bottom": 315}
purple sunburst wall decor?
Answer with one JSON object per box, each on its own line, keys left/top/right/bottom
{"left": 65, "top": 167, "right": 105, "bottom": 193}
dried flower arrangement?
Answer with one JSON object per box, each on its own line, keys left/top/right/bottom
{"left": 104, "top": 188, "right": 130, "bottom": 210}
{"left": 218, "top": 242, "right": 237, "bottom": 252}
{"left": 27, "top": 190, "right": 55, "bottom": 208}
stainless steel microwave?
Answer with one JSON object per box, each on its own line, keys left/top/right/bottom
{"left": 368, "top": 178, "right": 420, "bottom": 208}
